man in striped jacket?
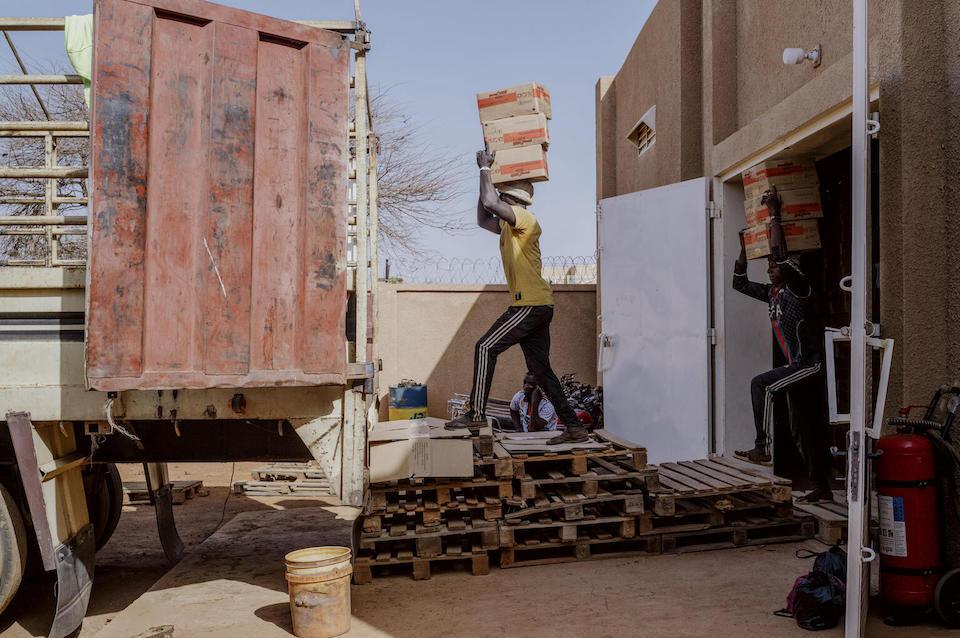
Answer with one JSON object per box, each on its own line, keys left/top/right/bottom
{"left": 733, "top": 189, "right": 833, "bottom": 503}
{"left": 445, "top": 149, "right": 588, "bottom": 444}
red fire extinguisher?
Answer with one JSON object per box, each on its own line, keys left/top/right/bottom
{"left": 875, "top": 428, "right": 941, "bottom": 609}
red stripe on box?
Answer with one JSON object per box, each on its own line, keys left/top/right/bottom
{"left": 478, "top": 92, "right": 518, "bottom": 109}
{"left": 497, "top": 160, "right": 547, "bottom": 176}
{"left": 503, "top": 128, "right": 547, "bottom": 144}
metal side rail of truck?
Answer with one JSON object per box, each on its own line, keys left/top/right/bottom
{"left": 0, "top": 3, "right": 380, "bottom": 636}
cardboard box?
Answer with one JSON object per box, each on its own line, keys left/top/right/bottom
{"left": 477, "top": 82, "right": 552, "bottom": 123}
{"left": 491, "top": 145, "right": 549, "bottom": 184}
{"left": 482, "top": 113, "right": 549, "bottom": 152}
{"left": 369, "top": 417, "right": 486, "bottom": 483}
{"left": 745, "top": 187, "right": 823, "bottom": 226}
{"left": 742, "top": 159, "right": 818, "bottom": 200}
{"left": 744, "top": 219, "right": 822, "bottom": 260}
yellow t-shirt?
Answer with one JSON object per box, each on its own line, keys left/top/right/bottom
{"left": 499, "top": 206, "right": 554, "bottom": 306}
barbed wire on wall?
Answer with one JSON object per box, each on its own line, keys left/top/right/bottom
{"left": 383, "top": 255, "right": 597, "bottom": 285}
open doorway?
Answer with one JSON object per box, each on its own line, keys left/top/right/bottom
{"left": 715, "top": 118, "right": 881, "bottom": 489}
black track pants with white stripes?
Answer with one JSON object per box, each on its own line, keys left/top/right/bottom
{"left": 466, "top": 305, "right": 579, "bottom": 427}
{"left": 751, "top": 362, "right": 832, "bottom": 487}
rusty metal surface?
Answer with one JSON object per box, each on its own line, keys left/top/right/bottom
{"left": 88, "top": 0, "right": 349, "bottom": 391}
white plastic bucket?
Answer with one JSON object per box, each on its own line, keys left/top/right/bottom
{"left": 284, "top": 546, "right": 352, "bottom": 638}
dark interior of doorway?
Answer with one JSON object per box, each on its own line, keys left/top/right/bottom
{"left": 772, "top": 140, "right": 880, "bottom": 486}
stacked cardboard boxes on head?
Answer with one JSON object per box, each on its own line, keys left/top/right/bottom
{"left": 477, "top": 82, "right": 551, "bottom": 184}
{"left": 741, "top": 158, "right": 823, "bottom": 260}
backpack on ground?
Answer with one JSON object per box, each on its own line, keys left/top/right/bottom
{"left": 775, "top": 546, "right": 847, "bottom": 631}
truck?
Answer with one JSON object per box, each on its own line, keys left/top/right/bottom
{"left": 0, "top": 1, "right": 379, "bottom": 636}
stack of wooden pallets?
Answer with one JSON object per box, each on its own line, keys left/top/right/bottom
{"left": 644, "top": 458, "right": 812, "bottom": 554}
{"left": 232, "top": 462, "right": 331, "bottom": 497}
{"left": 353, "top": 450, "right": 514, "bottom": 583}
{"left": 353, "top": 431, "right": 815, "bottom": 581}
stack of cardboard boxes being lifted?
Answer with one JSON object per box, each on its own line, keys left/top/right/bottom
{"left": 741, "top": 158, "right": 824, "bottom": 260}
{"left": 477, "top": 82, "right": 551, "bottom": 184}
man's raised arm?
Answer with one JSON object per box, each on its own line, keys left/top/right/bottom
{"left": 477, "top": 149, "right": 516, "bottom": 228}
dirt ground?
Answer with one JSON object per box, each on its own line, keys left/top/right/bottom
{"left": 0, "top": 463, "right": 949, "bottom": 637}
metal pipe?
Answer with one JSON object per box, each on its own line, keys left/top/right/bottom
{"left": 2, "top": 31, "right": 51, "bottom": 120}
{"left": 845, "top": 0, "right": 870, "bottom": 635}
{"left": 0, "top": 196, "right": 88, "bottom": 204}
{"left": 0, "top": 167, "right": 87, "bottom": 179}
{"left": 0, "top": 130, "right": 89, "bottom": 138}
{"left": 354, "top": 50, "right": 370, "bottom": 364}
{"left": 0, "top": 216, "right": 87, "bottom": 225}
{"left": 0, "top": 121, "right": 88, "bottom": 131}
{"left": 0, "top": 74, "right": 82, "bottom": 85}
{"left": 0, "top": 18, "right": 65, "bottom": 31}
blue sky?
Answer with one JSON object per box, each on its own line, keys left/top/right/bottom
{"left": 0, "top": 0, "right": 655, "bottom": 259}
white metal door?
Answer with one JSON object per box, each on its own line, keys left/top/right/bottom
{"left": 598, "top": 178, "right": 710, "bottom": 464}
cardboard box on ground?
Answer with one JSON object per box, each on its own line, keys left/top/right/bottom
{"left": 369, "top": 417, "right": 490, "bottom": 483}
{"left": 477, "top": 82, "right": 551, "bottom": 184}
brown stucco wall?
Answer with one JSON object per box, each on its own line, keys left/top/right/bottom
{"left": 598, "top": 0, "right": 960, "bottom": 417}
{"left": 734, "top": 0, "right": 853, "bottom": 129}
{"left": 377, "top": 283, "right": 597, "bottom": 420}
{"left": 599, "top": 0, "right": 703, "bottom": 195}
{"left": 878, "top": 0, "right": 960, "bottom": 409}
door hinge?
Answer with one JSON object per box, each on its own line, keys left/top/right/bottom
{"left": 707, "top": 328, "right": 717, "bottom": 345}
{"left": 707, "top": 201, "right": 721, "bottom": 219}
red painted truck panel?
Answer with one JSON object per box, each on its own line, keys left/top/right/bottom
{"left": 88, "top": 0, "right": 349, "bottom": 390}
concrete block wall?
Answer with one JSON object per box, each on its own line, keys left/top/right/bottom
{"left": 376, "top": 283, "right": 598, "bottom": 421}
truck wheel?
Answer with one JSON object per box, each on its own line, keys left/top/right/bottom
{"left": 0, "top": 482, "right": 27, "bottom": 615}
{"left": 85, "top": 463, "right": 124, "bottom": 551}
{"left": 935, "top": 568, "right": 960, "bottom": 628}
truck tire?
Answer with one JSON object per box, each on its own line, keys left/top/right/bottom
{"left": 85, "top": 463, "right": 123, "bottom": 551}
{"left": 0, "top": 482, "right": 27, "bottom": 615}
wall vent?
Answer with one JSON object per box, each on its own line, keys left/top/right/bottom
{"left": 627, "top": 105, "right": 656, "bottom": 158}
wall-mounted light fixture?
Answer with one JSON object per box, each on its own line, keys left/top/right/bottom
{"left": 782, "top": 44, "right": 822, "bottom": 68}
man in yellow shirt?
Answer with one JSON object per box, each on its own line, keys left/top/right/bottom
{"left": 445, "top": 150, "right": 588, "bottom": 444}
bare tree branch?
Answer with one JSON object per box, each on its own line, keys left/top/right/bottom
{"left": 0, "top": 63, "right": 88, "bottom": 264}
{"left": 368, "top": 87, "right": 470, "bottom": 257}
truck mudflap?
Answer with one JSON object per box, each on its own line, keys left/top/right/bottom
{"left": 6, "top": 411, "right": 94, "bottom": 638}
{"left": 143, "top": 463, "right": 184, "bottom": 564}
{"left": 49, "top": 524, "right": 95, "bottom": 638}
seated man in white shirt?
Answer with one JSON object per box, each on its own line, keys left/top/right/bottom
{"left": 510, "top": 372, "right": 559, "bottom": 432}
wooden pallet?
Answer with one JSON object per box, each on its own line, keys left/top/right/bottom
{"left": 503, "top": 429, "right": 648, "bottom": 479}
{"left": 792, "top": 492, "right": 848, "bottom": 545}
{"left": 354, "top": 544, "right": 491, "bottom": 583}
{"left": 650, "top": 489, "right": 796, "bottom": 520}
{"left": 123, "top": 480, "right": 206, "bottom": 505}
{"left": 505, "top": 486, "right": 646, "bottom": 522}
{"left": 357, "top": 516, "right": 499, "bottom": 558}
{"left": 360, "top": 499, "right": 502, "bottom": 534}
{"left": 500, "top": 513, "right": 639, "bottom": 547}
{"left": 232, "top": 478, "right": 331, "bottom": 497}
{"left": 473, "top": 442, "right": 515, "bottom": 479}
{"left": 515, "top": 454, "right": 659, "bottom": 499}
{"left": 659, "top": 515, "right": 815, "bottom": 554}
{"left": 366, "top": 477, "right": 512, "bottom": 514}
{"left": 249, "top": 462, "right": 325, "bottom": 482}
{"left": 650, "top": 458, "right": 792, "bottom": 516}
{"left": 499, "top": 530, "right": 661, "bottom": 568}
